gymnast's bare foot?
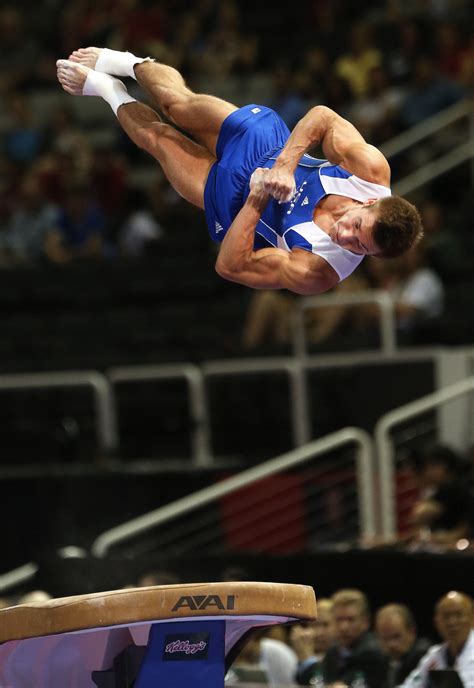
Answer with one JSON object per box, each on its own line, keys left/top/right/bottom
{"left": 68, "top": 47, "right": 148, "bottom": 79}
{"left": 68, "top": 47, "right": 101, "bottom": 70}
{"left": 56, "top": 59, "right": 125, "bottom": 100}
{"left": 57, "top": 59, "right": 91, "bottom": 96}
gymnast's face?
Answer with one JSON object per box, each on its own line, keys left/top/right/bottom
{"left": 331, "top": 202, "right": 380, "bottom": 256}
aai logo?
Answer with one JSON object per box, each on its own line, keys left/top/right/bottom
{"left": 171, "top": 594, "right": 236, "bottom": 612}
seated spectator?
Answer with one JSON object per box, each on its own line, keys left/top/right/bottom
{"left": 375, "top": 603, "right": 431, "bottom": 687}
{"left": 268, "top": 65, "right": 311, "bottom": 131}
{"left": 399, "top": 55, "right": 465, "bottom": 129}
{"left": 3, "top": 93, "right": 43, "bottom": 166}
{"left": 385, "top": 246, "right": 444, "bottom": 332}
{"left": 0, "top": 174, "right": 58, "bottom": 265}
{"left": 227, "top": 628, "right": 298, "bottom": 687}
{"left": 401, "top": 591, "right": 474, "bottom": 687}
{"left": 119, "top": 188, "right": 162, "bottom": 258}
{"left": 334, "top": 22, "right": 382, "bottom": 98}
{"left": 44, "top": 183, "right": 105, "bottom": 264}
{"left": 291, "top": 598, "right": 336, "bottom": 684}
{"left": 408, "top": 444, "right": 473, "bottom": 546}
{"left": 241, "top": 272, "right": 370, "bottom": 351}
{"left": 351, "top": 65, "right": 405, "bottom": 144}
{"left": 298, "top": 589, "right": 388, "bottom": 688}
{"left": 42, "top": 105, "right": 92, "bottom": 176}
{"left": 357, "top": 246, "right": 445, "bottom": 344}
{"left": 420, "top": 199, "right": 468, "bottom": 281}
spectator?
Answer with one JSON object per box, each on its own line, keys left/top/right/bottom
{"left": 268, "top": 65, "right": 310, "bottom": 131}
{"left": 118, "top": 188, "right": 162, "bottom": 258}
{"left": 357, "top": 246, "right": 444, "bottom": 344}
{"left": 299, "top": 589, "right": 388, "bottom": 688}
{"left": 0, "top": 174, "right": 58, "bottom": 265}
{"left": 409, "top": 444, "right": 473, "bottom": 546}
{"left": 3, "top": 93, "right": 43, "bottom": 166}
{"left": 291, "top": 598, "right": 336, "bottom": 685}
{"left": 434, "top": 21, "right": 466, "bottom": 80}
{"left": 350, "top": 65, "right": 405, "bottom": 144}
{"left": 334, "top": 22, "right": 382, "bottom": 98}
{"left": 401, "top": 591, "right": 474, "bottom": 687}
{"left": 42, "top": 105, "right": 91, "bottom": 174}
{"left": 385, "top": 246, "right": 445, "bottom": 331}
{"left": 240, "top": 270, "right": 371, "bottom": 352}
{"left": 44, "top": 183, "right": 105, "bottom": 264}
{"left": 399, "top": 55, "right": 465, "bottom": 128}
{"left": 420, "top": 200, "right": 467, "bottom": 281}
{"left": 227, "top": 628, "right": 298, "bottom": 687}
{"left": 375, "top": 603, "right": 431, "bottom": 687}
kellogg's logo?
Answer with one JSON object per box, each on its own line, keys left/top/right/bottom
{"left": 166, "top": 640, "right": 207, "bottom": 654}
{"left": 163, "top": 633, "right": 209, "bottom": 661}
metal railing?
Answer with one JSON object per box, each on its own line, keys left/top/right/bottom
{"left": 379, "top": 98, "right": 474, "bottom": 193}
{"left": 0, "top": 562, "right": 38, "bottom": 595}
{"left": 92, "top": 426, "right": 375, "bottom": 557}
{"left": 0, "top": 371, "right": 118, "bottom": 455}
{"left": 375, "top": 375, "right": 474, "bottom": 538}
{"left": 108, "top": 364, "right": 211, "bottom": 466}
{"left": 380, "top": 99, "right": 473, "bottom": 159}
{"left": 292, "top": 290, "right": 396, "bottom": 359}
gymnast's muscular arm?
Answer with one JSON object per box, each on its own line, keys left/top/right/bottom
{"left": 265, "top": 105, "right": 391, "bottom": 202}
{"left": 215, "top": 169, "right": 338, "bottom": 295}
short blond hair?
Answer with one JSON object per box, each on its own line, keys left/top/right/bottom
{"left": 331, "top": 589, "right": 370, "bottom": 617}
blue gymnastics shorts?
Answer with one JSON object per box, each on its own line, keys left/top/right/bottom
{"left": 204, "top": 104, "right": 290, "bottom": 243}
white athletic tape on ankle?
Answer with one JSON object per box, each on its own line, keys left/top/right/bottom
{"left": 83, "top": 70, "right": 137, "bottom": 115}
{"left": 95, "top": 48, "right": 153, "bottom": 80}
{"left": 108, "top": 85, "right": 137, "bottom": 116}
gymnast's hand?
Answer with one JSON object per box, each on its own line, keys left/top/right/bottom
{"left": 249, "top": 168, "right": 272, "bottom": 204}
{"left": 261, "top": 166, "right": 296, "bottom": 203}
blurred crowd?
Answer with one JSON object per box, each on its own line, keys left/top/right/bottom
{"left": 1, "top": 580, "right": 472, "bottom": 688}
{"left": 0, "top": 0, "right": 473, "bottom": 276}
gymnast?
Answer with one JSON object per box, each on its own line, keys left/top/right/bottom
{"left": 56, "top": 48, "right": 423, "bottom": 295}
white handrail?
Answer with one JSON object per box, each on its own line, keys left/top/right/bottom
{"left": 92, "top": 426, "right": 375, "bottom": 557}
{"left": 0, "top": 562, "right": 38, "bottom": 594}
{"left": 292, "top": 290, "right": 396, "bottom": 359}
{"left": 393, "top": 141, "right": 474, "bottom": 196}
{"left": 107, "top": 364, "right": 211, "bottom": 466}
{"left": 380, "top": 99, "right": 473, "bottom": 159}
{"left": 0, "top": 371, "right": 118, "bottom": 454}
{"left": 375, "top": 376, "right": 474, "bottom": 538}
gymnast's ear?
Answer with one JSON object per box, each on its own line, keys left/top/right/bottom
{"left": 362, "top": 198, "right": 378, "bottom": 207}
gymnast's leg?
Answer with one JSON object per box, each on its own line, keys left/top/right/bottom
{"left": 56, "top": 60, "right": 214, "bottom": 209}
{"left": 68, "top": 47, "right": 237, "bottom": 156}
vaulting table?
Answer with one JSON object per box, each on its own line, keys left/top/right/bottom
{"left": 0, "top": 581, "right": 317, "bottom": 687}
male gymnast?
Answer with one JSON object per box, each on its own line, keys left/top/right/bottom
{"left": 56, "top": 48, "right": 423, "bottom": 295}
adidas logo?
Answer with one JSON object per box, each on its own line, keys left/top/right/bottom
{"left": 251, "top": 107, "right": 261, "bottom": 114}
{"left": 301, "top": 196, "right": 309, "bottom": 206}
{"left": 215, "top": 221, "right": 224, "bottom": 233}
